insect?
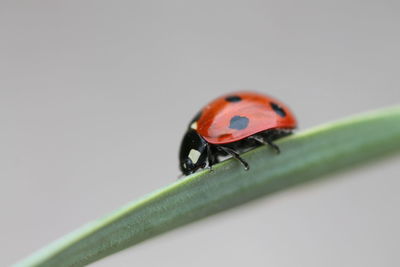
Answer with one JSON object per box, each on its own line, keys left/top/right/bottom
{"left": 179, "top": 91, "right": 297, "bottom": 175}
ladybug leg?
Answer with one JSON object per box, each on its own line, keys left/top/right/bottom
{"left": 217, "top": 146, "right": 249, "bottom": 170}
{"left": 249, "top": 135, "right": 280, "bottom": 154}
{"left": 206, "top": 144, "right": 215, "bottom": 171}
{"left": 262, "top": 129, "right": 290, "bottom": 154}
{"left": 267, "top": 140, "right": 280, "bottom": 154}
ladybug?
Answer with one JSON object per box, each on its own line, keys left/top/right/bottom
{"left": 179, "top": 91, "right": 297, "bottom": 175}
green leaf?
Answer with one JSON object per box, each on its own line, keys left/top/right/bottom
{"left": 15, "top": 106, "right": 400, "bottom": 267}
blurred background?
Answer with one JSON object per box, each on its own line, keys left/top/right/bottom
{"left": 1, "top": 1, "right": 399, "bottom": 266}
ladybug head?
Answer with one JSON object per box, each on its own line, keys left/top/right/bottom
{"left": 179, "top": 130, "right": 208, "bottom": 175}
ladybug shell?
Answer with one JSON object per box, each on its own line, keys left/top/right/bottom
{"left": 193, "top": 91, "right": 297, "bottom": 145}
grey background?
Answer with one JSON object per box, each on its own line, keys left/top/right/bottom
{"left": 1, "top": 1, "right": 399, "bottom": 266}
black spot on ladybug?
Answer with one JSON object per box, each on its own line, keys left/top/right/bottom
{"left": 229, "top": 116, "right": 249, "bottom": 130}
{"left": 225, "top": 95, "right": 242, "bottom": 102}
{"left": 270, "top": 102, "right": 286, "bottom": 117}
{"left": 193, "top": 111, "right": 202, "bottom": 121}
{"left": 190, "top": 111, "right": 202, "bottom": 124}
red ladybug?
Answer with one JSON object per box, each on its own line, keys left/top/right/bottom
{"left": 179, "top": 91, "right": 297, "bottom": 175}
